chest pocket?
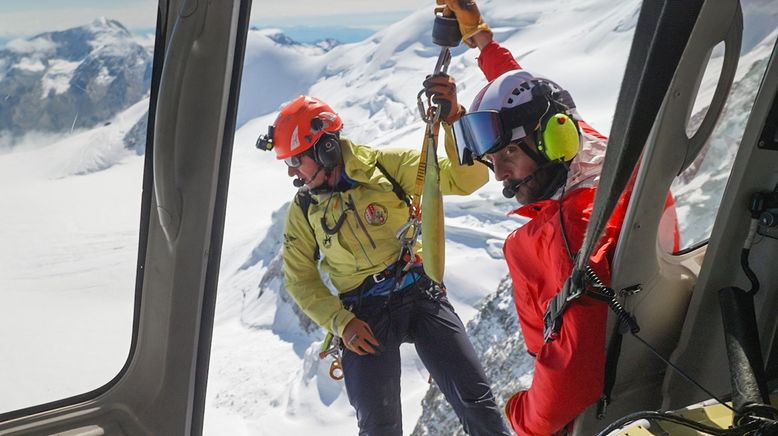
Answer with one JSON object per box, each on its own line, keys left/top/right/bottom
{"left": 301, "top": 161, "right": 414, "bottom": 271}
{"left": 352, "top": 188, "right": 410, "bottom": 248}
{"left": 310, "top": 190, "right": 405, "bottom": 270}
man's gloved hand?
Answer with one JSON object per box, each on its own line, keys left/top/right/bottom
{"left": 342, "top": 317, "right": 380, "bottom": 356}
{"left": 423, "top": 73, "right": 465, "bottom": 124}
{"left": 436, "top": 0, "right": 492, "bottom": 48}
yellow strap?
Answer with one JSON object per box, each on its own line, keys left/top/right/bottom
{"left": 412, "top": 121, "right": 442, "bottom": 215}
{"left": 421, "top": 120, "right": 445, "bottom": 284}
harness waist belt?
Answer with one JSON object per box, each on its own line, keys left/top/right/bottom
{"left": 341, "top": 263, "right": 425, "bottom": 303}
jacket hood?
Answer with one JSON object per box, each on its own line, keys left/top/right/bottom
{"left": 564, "top": 125, "right": 607, "bottom": 193}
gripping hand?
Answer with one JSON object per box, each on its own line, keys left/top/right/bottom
{"left": 423, "top": 73, "right": 465, "bottom": 124}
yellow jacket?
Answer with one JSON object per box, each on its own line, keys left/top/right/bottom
{"left": 282, "top": 126, "right": 488, "bottom": 336}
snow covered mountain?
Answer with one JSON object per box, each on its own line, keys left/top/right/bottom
{"left": 0, "top": 18, "right": 152, "bottom": 141}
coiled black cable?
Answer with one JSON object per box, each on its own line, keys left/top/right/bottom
{"left": 595, "top": 410, "right": 767, "bottom": 436}
{"left": 584, "top": 266, "right": 640, "bottom": 334}
{"left": 739, "top": 403, "right": 778, "bottom": 421}
{"left": 741, "top": 247, "right": 760, "bottom": 295}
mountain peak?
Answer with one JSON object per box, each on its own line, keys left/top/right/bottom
{"left": 0, "top": 18, "right": 152, "bottom": 138}
{"left": 314, "top": 38, "right": 341, "bottom": 51}
{"left": 86, "top": 17, "right": 131, "bottom": 36}
{"left": 257, "top": 28, "right": 300, "bottom": 46}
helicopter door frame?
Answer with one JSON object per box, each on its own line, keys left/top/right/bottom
{"left": 664, "top": 36, "right": 778, "bottom": 410}
{"left": 0, "top": 0, "right": 252, "bottom": 434}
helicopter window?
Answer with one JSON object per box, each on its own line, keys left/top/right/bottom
{"left": 685, "top": 41, "right": 725, "bottom": 139}
{"left": 667, "top": 6, "right": 778, "bottom": 253}
{"left": 0, "top": 2, "right": 155, "bottom": 415}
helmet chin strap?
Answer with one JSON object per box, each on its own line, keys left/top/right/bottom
{"left": 516, "top": 137, "right": 549, "bottom": 166}
{"left": 502, "top": 133, "right": 553, "bottom": 199}
{"left": 309, "top": 164, "right": 347, "bottom": 194}
{"left": 535, "top": 163, "right": 569, "bottom": 201}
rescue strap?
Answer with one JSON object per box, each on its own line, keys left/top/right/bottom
{"left": 410, "top": 47, "right": 450, "bottom": 219}
{"left": 411, "top": 122, "right": 440, "bottom": 216}
{"left": 579, "top": 266, "right": 641, "bottom": 419}
{"left": 395, "top": 118, "right": 438, "bottom": 276}
{"left": 412, "top": 69, "right": 447, "bottom": 282}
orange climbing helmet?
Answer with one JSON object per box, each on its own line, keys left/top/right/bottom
{"left": 257, "top": 95, "right": 344, "bottom": 159}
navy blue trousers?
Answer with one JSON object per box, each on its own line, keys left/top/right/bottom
{"left": 340, "top": 278, "right": 510, "bottom": 436}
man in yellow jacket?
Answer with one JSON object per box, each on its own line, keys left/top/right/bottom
{"left": 258, "top": 95, "right": 509, "bottom": 435}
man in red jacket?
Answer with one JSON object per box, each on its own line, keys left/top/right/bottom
{"left": 423, "top": 1, "right": 676, "bottom": 434}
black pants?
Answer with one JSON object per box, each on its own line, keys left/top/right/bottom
{"left": 340, "top": 278, "right": 510, "bottom": 436}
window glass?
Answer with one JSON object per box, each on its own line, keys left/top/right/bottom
{"left": 0, "top": 1, "right": 155, "bottom": 414}
{"left": 669, "top": 1, "right": 778, "bottom": 251}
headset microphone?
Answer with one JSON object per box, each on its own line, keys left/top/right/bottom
{"left": 502, "top": 174, "right": 534, "bottom": 199}
{"left": 502, "top": 183, "right": 517, "bottom": 199}
{"left": 293, "top": 164, "right": 324, "bottom": 189}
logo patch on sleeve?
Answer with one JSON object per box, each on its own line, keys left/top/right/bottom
{"left": 364, "top": 203, "right": 388, "bottom": 226}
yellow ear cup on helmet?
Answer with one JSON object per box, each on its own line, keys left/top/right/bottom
{"left": 539, "top": 113, "right": 579, "bottom": 162}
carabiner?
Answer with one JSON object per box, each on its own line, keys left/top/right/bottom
{"left": 396, "top": 217, "right": 421, "bottom": 247}
{"left": 417, "top": 47, "right": 452, "bottom": 124}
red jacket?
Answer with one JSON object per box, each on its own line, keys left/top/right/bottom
{"left": 478, "top": 41, "right": 620, "bottom": 435}
{"left": 504, "top": 189, "right": 618, "bottom": 436}
{"left": 504, "top": 183, "right": 678, "bottom": 436}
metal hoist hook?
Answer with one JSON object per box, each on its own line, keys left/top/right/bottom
{"left": 417, "top": 48, "right": 452, "bottom": 126}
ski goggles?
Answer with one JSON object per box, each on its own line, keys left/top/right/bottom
{"left": 453, "top": 92, "right": 564, "bottom": 165}
{"left": 452, "top": 110, "right": 514, "bottom": 166}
